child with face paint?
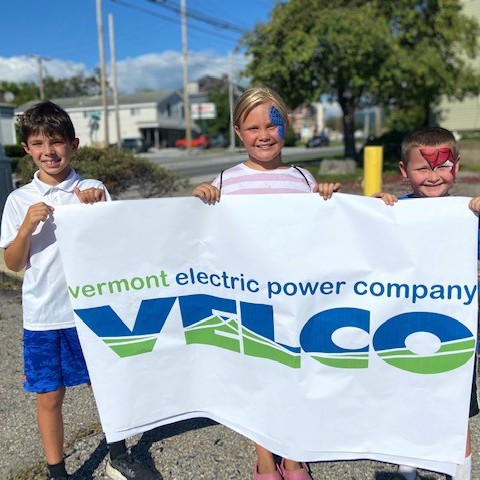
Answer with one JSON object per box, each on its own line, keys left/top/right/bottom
{"left": 193, "top": 86, "right": 340, "bottom": 202}
{"left": 193, "top": 87, "right": 340, "bottom": 480}
{"left": 373, "top": 126, "right": 480, "bottom": 480}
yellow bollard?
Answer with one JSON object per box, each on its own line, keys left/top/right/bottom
{"left": 363, "top": 146, "right": 383, "bottom": 197}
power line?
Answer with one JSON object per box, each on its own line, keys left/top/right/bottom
{"left": 197, "top": 0, "right": 271, "bottom": 23}
{"left": 112, "top": 0, "right": 240, "bottom": 43}
{"left": 148, "top": 0, "right": 247, "bottom": 34}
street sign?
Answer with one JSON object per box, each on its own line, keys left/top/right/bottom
{"left": 191, "top": 102, "right": 216, "bottom": 120}
{"left": 88, "top": 111, "right": 102, "bottom": 120}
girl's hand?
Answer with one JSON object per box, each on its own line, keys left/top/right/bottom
{"left": 193, "top": 183, "right": 220, "bottom": 204}
{"left": 469, "top": 196, "right": 480, "bottom": 214}
{"left": 74, "top": 187, "right": 107, "bottom": 204}
{"left": 314, "top": 182, "right": 341, "bottom": 200}
{"left": 371, "top": 192, "right": 398, "bottom": 206}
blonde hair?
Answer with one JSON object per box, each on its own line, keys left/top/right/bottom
{"left": 233, "top": 87, "right": 290, "bottom": 128}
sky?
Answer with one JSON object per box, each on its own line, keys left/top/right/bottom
{"left": 0, "top": 0, "right": 275, "bottom": 94}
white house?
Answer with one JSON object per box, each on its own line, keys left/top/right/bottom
{"left": 17, "top": 90, "right": 188, "bottom": 148}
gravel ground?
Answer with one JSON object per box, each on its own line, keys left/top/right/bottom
{"left": 2, "top": 172, "right": 480, "bottom": 480}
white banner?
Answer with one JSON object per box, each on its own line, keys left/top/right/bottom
{"left": 54, "top": 193, "right": 478, "bottom": 475}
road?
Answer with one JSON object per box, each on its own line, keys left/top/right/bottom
{"left": 141, "top": 145, "right": 344, "bottom": 183}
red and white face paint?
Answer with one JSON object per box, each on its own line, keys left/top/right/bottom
{"left": 399, "top": 145, "right": 459, "bottom": 198}
{"left": 419, "top": 147, "right": 458, "bottom": 178}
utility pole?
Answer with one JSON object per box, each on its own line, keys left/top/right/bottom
{"left": 228, "top": 52, "right": 236, "bottom": 152}
{"left": 96, "top": 0, "right": 109, "bottom": 147}
{"left": 37, "top": 57, "right": 45, "bottom": 101}
{"left": 181, "top": 0, "right": 192, "bottom": 152}
{"left": 108, "top": 13, "right": 121, "bottom": 148}
{"left": 28, "top": 55, "right": 47, "bottom": 100}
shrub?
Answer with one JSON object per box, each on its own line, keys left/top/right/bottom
{"left": 16, "top": 146, "right": 189, "bottom": 198}
{"left": 284, "top": 126, "right": 297, "bottom": 147}
{"left": 4, "top": 144, "right": 25, "bottom": 158}
{"left": 3, "top": 144, "right": 25, "bottom": 174}
{"left": 362, "top": 131, "right": 407, "bottom": 172}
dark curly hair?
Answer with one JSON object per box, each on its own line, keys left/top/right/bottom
{"left": 19, "top": 101, "right": 76, "bottom": 143}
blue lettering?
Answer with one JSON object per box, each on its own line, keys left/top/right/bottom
{"left": 75, "top": 297, "right": 176, "bottom": 337}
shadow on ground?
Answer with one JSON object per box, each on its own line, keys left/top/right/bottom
{"left": 71, "top": 418, "right": 217, "bottom": 479}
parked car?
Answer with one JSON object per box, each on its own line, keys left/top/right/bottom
{"left": 119, "top": 137, "right": 151, "bottom": 153}
{"left": 175, "top": 133, "right": 210, "bottom": 149}
{"left": 306, "top": 134, "right": 330, "bottom": 148}
{"left": 210, "top": 133, "right": 229, "bottom": 149}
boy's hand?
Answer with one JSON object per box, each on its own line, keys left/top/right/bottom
{"left": 21, "top": 202, "right": 54, "bottom": 235}
{"left": 193, "top": 183, "right": 220, "bottom": 204}
{"left": 314, "top": 182, "right": 341, "bottom": 200}
{"left": 5, "top": 202, "right": 53, "bottom": 272}
{"left": 74, "top": 187, "right": 107, "bottom": 204}
{"left": 469, "top": 196, "right": 480, "bottom": 214}
{"left": 371, "top": 192, "right": 398, "bottom": 206}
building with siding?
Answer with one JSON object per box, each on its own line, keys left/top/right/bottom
{"left": 17, "top": 90, "right": 188, "bottom": 148}
{"left": 437, "top": 0, "right": 480, "bottom": 132}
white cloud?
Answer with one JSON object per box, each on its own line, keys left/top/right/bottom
{"left": 0, "top": 56, "right": 85, "bottom": 83}
{"left": 0, "top": 51, "right": 248, "bottom": 93}
{"left": 115, "top": 50, "right": 248, "bottom": 92}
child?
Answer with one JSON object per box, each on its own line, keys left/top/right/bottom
{"left": 0, "top": 101, "right": 158, "bottom": 480}
{"left": 193, "top": 87, "right": 339, "bottom": 480}
{"left": 373, "top": 126, "right": 479, "bottom": 480}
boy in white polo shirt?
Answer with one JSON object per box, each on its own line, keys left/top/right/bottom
{"left": 0, "top": 102, "right": 159, "bottom": 480}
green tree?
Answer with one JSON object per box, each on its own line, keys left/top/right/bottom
{"left": 377, "top": 1, "right": 480, "bottom": 127}
{"left": 205, "top": 87, "right": 231, "bottom": 136}
{"left": 43, "top": 71, "right": 101, "bottom": 99}
{"left": 241, "top": 0, "right": 480, "bottom": 160}
{"left": 0, "top": 71, "right": 102, "bottom": 106}
{"left": 0, "top": 80, "right": 40, "bottom": 106}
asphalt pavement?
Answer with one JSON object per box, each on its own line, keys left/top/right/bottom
{"left": 2, "top": 172, "right": 480, "bottom": 480}
{"left": 2, "top": 284, "right": 478, "bottom": 480}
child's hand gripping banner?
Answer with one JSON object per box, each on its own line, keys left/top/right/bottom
{"left": 54, "top": 193, "right": 478, "bottom": 476}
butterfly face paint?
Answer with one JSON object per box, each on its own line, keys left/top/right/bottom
{"left": 419, "top": 147, "right": 458, "bottom": 177}
{"left": 269, "top": 105, "right": 285, "bottom": 140}
{"left": 235, "top": 103, "right": 284, "bottom": 168}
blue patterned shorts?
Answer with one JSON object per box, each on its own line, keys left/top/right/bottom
{"left": 23, "top": 328, "right": 90, "bottom": 393}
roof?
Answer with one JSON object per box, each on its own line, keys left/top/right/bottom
{"left": 16, "top": 90, "right": 182, "bottom": 113}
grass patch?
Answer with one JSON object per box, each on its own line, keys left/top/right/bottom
{"left": 461, "top": 164, "right": 480, "bottom": 172}
{"left": 290, "top": 152, "right": 344, "bottom": 164}
{"left": 67, "top": 422, "right": 103, "bottom": 445}
{"left": 309, "top": 167, "right": 363, "bottom": 183}
{"left": 289, "top": 153, "right": 362, "bottom": 183}
{"left": 0, "top": 271, "right": 22, "bottom": 290}
{"left": 8, "top": 462, "right": 49, "bottom": 480}
{"left": 460, "top": 133, "right": 480, "bottom": 140}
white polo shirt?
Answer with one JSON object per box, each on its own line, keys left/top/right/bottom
{"left": 0, "top": 169, "right": 111, "bottom": 331}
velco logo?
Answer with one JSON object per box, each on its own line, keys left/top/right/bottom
{"left": 75, "top": 294, "right": 475, "bottom": 375}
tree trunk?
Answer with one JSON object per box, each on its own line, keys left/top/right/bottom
{"left": 422, "top": 101, "right": 431, "bottom": 126}
{"left": 338, "top": 93, "right": 357, "bottom": 161}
